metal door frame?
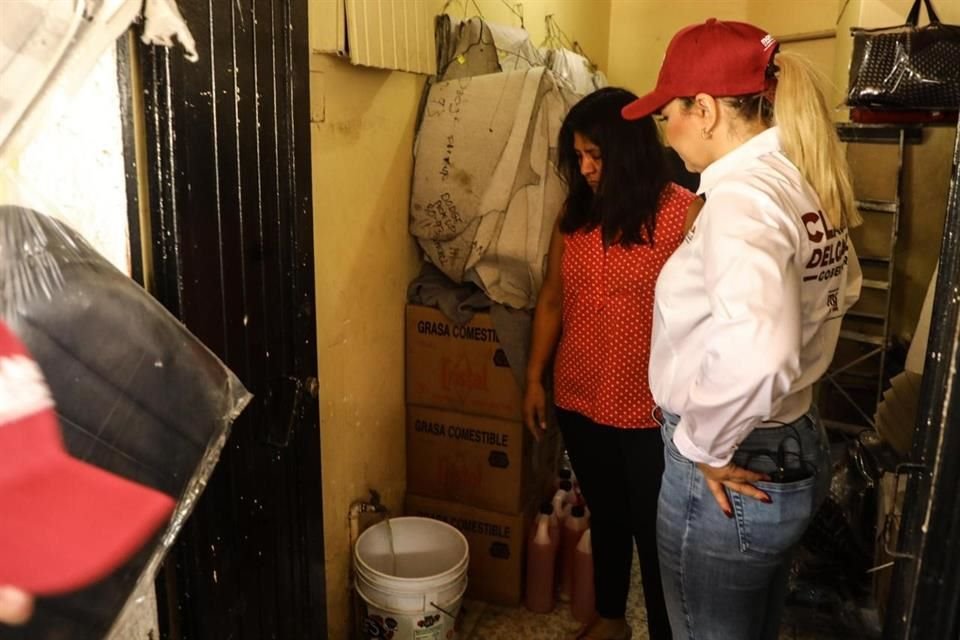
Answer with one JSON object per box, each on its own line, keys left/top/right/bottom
{"left": 133, "top": 0, "right": 326, "bottom": 637}
{"left": 883, "top": 119, "right": 960, "bottom": 639}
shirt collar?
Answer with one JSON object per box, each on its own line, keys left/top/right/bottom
{"left": 697, "top": 126, "right": 782, "bottom": 196}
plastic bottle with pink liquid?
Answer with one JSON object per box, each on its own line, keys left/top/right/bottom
{"left": 558, "top": 504, "right": 589, "bottom": 602}
{"left": 571, "top": 528, "right": 597, "bottom": 623}
{"left": 525, "top": 501, "right": 559, "bottom": 613}
{"left": 552, "top": 480, "right": 573, "bottom": 524}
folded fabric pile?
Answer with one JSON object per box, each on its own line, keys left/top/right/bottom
{"left": 415, "top": 17, "right": 605, "bottom": 309}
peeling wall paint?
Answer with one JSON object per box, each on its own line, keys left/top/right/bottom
{"left": 12, "top": 47, "right": 130, "bottom": 275}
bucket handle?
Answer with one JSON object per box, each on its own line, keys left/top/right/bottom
{"left": 429, "top": 601, "right": 457, "bottom": 619}
{"left": 424, "top": 581, "right": 468, "bottom": 619}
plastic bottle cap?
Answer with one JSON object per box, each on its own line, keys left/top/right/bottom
{"left": 559, "top": 479, "right": 573, "bottom": 492}
{"left": 558, "top": 469, "right": 572, "bottom": 480}
{"left": 540, "top": 500, "right": 555, "bottom": 514}
{"left": 571, "top": 505, "right": 586, "bottom": 518}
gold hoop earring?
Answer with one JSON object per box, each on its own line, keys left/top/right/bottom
{"left": 701, "top": 127, "right": 713, "bottom": 140}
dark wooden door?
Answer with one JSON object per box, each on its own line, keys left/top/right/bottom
{"left": 882, "top": 121, "right": 960, "bottom": 639}
{"left": 137, "top": 0, "right": 325, "bottom": 637}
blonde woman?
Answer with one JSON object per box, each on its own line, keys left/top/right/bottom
{"left": 622, "top": 19, "right": 862, "bottom": 640}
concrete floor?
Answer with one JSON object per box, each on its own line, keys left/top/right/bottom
{"left": 457, "top": 597, "right": 855, "bottom": 640}
{"left": 457, "top": 557, "right": 864, "bottom": 640}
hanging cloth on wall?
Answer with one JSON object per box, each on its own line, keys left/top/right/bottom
{"left": 437, "top": 16, "right": 545, "bottom": 81}
{"left": 486, "top": 22, "right": 545, "bottom": 72}
{"left": 0, "top": 0, "right": 197, "bottom": 160}
{"left": 0, "top": 0, "right": 88, "bottom": 156}
{"left": 539, "top": 14, "right": 606, "bottom": 97}
{"left": 141, "top": 0, "right": 198, "bottom": 61}
{"left": 411, "top": 67, "right": 575, "bottom": 309}
{"left": 437, "top": 16, "right": 500, "bottom": 80}
{"left": 423, "top": 14, "right": 601, "bottom": 308}
{"left": 545, "top": 47, "right": 608, "bottom": 96}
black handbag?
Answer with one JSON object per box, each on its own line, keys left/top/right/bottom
{"left": 847, "top": 0, "right": 960, "bottom": 110}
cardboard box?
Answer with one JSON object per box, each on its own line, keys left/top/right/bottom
{"left": 406, "top": 305, "right": 522, "bottom": 421}
{"left": 405, "top": 494, "right": 527, "bottom": 605}
{"left": 408, "top": 405, "right": 559, "bottom": 514}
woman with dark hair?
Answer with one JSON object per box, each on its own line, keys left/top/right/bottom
{"left": 523, "top": 87, "right": 701, "bottom": 640}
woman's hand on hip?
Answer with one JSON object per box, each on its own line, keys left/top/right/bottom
{"left": 0, "top": 586, "right": 33, "bottom": 625}
{"left": 523, "top": 381, "right": 548, "bottom": 441}
{"left": 696, "top": 462, "right": 771, "bottom": 517}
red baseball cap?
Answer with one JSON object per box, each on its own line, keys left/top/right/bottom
{"left": 623, "top": 18, "right": 778, "bottom": 120}
{"left": 0, "top": 321, "right": 175, "bottom": 595}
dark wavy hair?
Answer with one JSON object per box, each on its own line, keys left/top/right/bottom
{"left": 557, "top": 87, "right": 669, "bottom": 247}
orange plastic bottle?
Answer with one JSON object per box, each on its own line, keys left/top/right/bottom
{"left": 571, "top": 528, "right": 597, "bottom": 624}
{"left": 558, "top": 504, "right": 589, "bottom": 602}
{"left": 525, "top": 501, "right": 559, "bottom": 613}
{"left": 552, "top": 480, "right": 573, "bottom": 523}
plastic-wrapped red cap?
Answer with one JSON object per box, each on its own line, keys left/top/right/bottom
{"left": 623, "top": 18, "right": 778, "bottom": 120}
{"left": 0, "top": 321, "right": 175, "bottom": 595}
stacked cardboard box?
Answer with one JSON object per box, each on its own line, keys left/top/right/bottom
{"left": 405, "top": 304, "right": 559, "bottom": 604}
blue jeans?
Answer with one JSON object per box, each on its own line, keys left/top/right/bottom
{"left": 656, "top": 409, "right": 830, "bottom": 640}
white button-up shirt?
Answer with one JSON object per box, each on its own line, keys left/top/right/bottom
{"left": 650, "top": 127, "right": 862, "bottom": 466}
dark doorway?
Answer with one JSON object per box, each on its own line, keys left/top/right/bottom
{"left": 882, "top": 120, "right": 960, "bottom": 639}
{"left": 136, "top": 0, "right": 325, "bottom": 637}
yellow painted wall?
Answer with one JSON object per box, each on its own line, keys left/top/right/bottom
{"left": 748, "top": 0, "right": 843, "bottom": 105}
{"left": 606, "top": 0, "right": 747, "bottom": 94}
{"left": 442, "top": 0, "right": 612, "bottom": 70}
{"left": 856, "top": 0, "right": 960, "bottom": 27}
{"left": 607, "top": 0, "right": 843, "bottom": 97}
{"left": 833, "top": 0, "right": 864, "bottom": 116}
{"left": 309, "top": 1, "right": 611, "bottom": 636}
{"left": 309, "top": 48, "right": 424, "bottom": 639}
{"left": 896, "top": 127, "right": 954, "bottom": 343}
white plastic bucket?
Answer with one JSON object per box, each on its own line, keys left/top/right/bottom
{"left": 354, "top": 517, "right": 469, "bottom": 640}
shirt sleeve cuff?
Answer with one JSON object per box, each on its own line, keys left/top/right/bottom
{"left": 673, "top": 420, "right": 735, "bottom": 467}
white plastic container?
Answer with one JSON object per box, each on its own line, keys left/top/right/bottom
{"left": 354, "top": 517, "right": 469, "bottom": 639}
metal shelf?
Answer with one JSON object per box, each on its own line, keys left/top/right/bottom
{"left": 836, "top": 123, "right": 923, "bottom": 144}
{"left": 823, "top": 418, "right": 874, "bottom": 436}
{"left": 856, "top": 199, "right": 899, "bottom": 214}
{"left": 840, "top": 329, "right": 886, "bottom": 346}
{"left": 847, "top": 309, "right": 887, "bottom": 321}
{"left": 827, "top": 372, "right": 879, "bottom": 385}
{"left": 863, "top": 278, "right": 891, "bottom": 291}
{"left": 821, "top": 124, "right": 906, "bottom": 431}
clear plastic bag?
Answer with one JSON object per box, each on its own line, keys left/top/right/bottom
{"left": 0, "top": 202, "right": 252, "bottom": 638}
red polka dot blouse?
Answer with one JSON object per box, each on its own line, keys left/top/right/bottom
{"left": 554, "top": 182, "right": 697, "bottom": 428}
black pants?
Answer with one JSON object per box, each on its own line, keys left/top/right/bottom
{"left": 556, "top": 407, "right": 671, "bottom": 640}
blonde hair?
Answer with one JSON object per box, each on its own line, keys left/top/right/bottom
{"left": 773, "top": 52, "right": 861, "bottom": 229}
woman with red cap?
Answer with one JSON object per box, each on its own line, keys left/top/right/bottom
{"left": 622, "top": 19, "right": 862, "bottom": 640}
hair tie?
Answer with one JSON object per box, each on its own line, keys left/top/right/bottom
{"left": 762, "top": 60, "right": 779, "bottom": 103}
